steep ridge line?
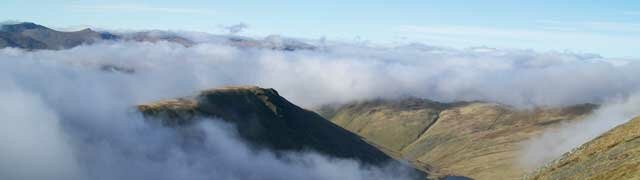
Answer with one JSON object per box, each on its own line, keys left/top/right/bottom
{"left": 400, "top": 111, "right": 442, "bottom": 153}
{"left": 137, "top": 86, "right": 428, "bottom": 179}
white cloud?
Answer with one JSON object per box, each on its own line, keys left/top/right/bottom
{"left": 1, "top": 34, "right": 640, "bottom": 178}
{"left": 220, "top": 23, "right": 249, "bottom": 34}
{"left": 3, "top": 38, "right": 639, "bottom": 108}
{"left": 0, "top": 80, "right": 82, "bottom": 180}
{"left": 0, "top": 42, "right": 419, "bottom": 180}
{"left": 520, "top": 93, "right": 640, "bottom": 169}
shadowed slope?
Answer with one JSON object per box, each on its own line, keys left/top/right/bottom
{"left": 137, "top": 86, "right": 410, "bottom": 168}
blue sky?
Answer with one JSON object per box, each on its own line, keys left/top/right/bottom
{"left": 2, "top": 0, "right": 640, "bottom": 58}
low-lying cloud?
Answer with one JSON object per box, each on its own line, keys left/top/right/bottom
{"left": 2, "top": 39, "right": 639, "bottom": 108}
{"left": 0, "top": 81, "right": 81, "bottom": 180}
{"left": 520, "top": 93, "right": 640, "bottom": 169}
{"left": 0, "top": 48, "right": 418, "bottom": 180}
{"left": 1, "top": 32, "right": 639, "bottom": 179}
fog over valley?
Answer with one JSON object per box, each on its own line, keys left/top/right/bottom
{"left": 1, "top": 20, "right": 640, "bottom": 180}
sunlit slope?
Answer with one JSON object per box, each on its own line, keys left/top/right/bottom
{"left": 525, "top": 116, "right": 640, "bottom": 180}
{"left": 319, "top": 99, "right": 595, "bottom": 180}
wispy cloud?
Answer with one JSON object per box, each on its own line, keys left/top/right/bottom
{"left": 69, "top": 3, "right": 215, "bottom": 15}
{"left": 219, "top": 23, "right": 249, "bottom": 34}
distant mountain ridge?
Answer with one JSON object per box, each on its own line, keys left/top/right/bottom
{"left": 0, "top": 22, "right": 116, "bottom": 50}
{"left": 0, "top": 22, "right": 316, "bottom": 51}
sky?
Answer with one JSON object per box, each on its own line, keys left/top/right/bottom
{"left": 2, "top": 0, "right": 640, "bottom": 58}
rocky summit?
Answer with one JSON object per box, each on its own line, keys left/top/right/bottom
{"left": 319, "top": 98, "right": 597, "bottom": 180}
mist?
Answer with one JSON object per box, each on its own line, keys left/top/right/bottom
{"left": 0, "top": 44, "right": 419, "bottom": 180}
{"left": 0, "top": 81, "right": 81, "bottom": 180}
{"left": 520, "top": 93, "right": 640, "bottom": 169}
{"left": 1, "top": 33, "right": 639, "bottom": 179}
{"left": 3, "top": 39, "right": 639, "bottom": 108}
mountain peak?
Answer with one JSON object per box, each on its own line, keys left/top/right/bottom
{"left": 203, "top": 85, "right": 274, "bottom": 93}
{"left": 79, "top": 28, "right": 94, "bottom": 32}
{"left": 1, "top": 22, "right": 49, "bottom": 32}
{"left": 199, "top": 85, "right": 280, "bottom": 98}
{"left": 0, "top": 22, "right": 112, "bottom": 50}
{"left": 137, "top": 86, "right": 407, "bottom": 167}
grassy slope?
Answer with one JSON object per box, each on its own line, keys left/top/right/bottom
{"left": 525, "top": 116, "right": 640, "bottom": 180}
{"left": 319, "top": 99, "right": 595, "bottom": 180}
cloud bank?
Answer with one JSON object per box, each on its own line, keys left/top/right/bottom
{"left": 1, "top": 33, "right": 639, "bottom": 179}
{"left": 0, "top": 46, "right": 418, "bottom": 180}
{"left": 3, "top": 39, "right": 638, "bottom": 108}
{"left": 0, "top": 81, "right": 81, "bottom": 180}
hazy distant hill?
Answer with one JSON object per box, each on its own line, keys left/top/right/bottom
{"left": 118, "top": 31, "right": 195, "bottom": 47}
{"left": 318, "top": 98, "right": 596, "bottom": 180}
{"left": 0, "top": 22, "right": 116, "bottom": 50}
{"left": 136, "top": 86, "right": 423, "bottom": 178}
{"left": 0, "top": 22, "right": 316, "bottom": 51}
{"left": 525, "top": 116, "right": 640, "bottom": 180}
